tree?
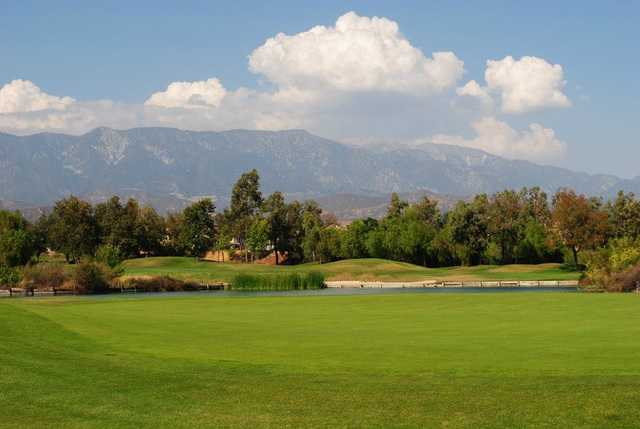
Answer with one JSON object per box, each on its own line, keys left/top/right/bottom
{"left": 246, "top": 218, "right": 270, "bottom": 261}
{"left": 164, "top": 212, "right": 185, "bottom": 255}
{"left": 213, "top": 212, "right": 232, "bottom": 262}
{"left": 135, "top": 206, "right": 166, "bottom": 255}
{"left": 487, "top": 190, "right": 524, "bottom": 264}
{"left": 521, "top": 187, "right": 551, "bottom": 225}
{"left": 607, "top": 191, "right": 640, "bottom": 240}
{"left": 365, "top": 225, "right": 386, "bottom": 259}
{"left": 516, "top": 219, "right": 559, "bottom": 263}
{"left": 387, "top": 193, "right": 408, "bottom": 218}
{"left": 301, "top": 201, "right": 323, "bottom": 262}
{"left": 446, "top": 196, "right": 489, "bottom": 265}
{"left": 0, "top": 265, "right": 20, "bottom": 287}
{"left": 47, "top": 197, "right": 98, "bottom": 263}
{"left": 398, "top": 207, "right": 437, "bottom": 266}
{"left": 229, "top": 170, "right": 263, "bottom": 261}
{"left": 283, "top": 201, "right": 305, "bottom": 263}
{"left": 413, "top": 196, "right": 440, "bottom": 226}
{"left": 95, "top": 197, "right": 149, "bottom": 258}
{"left": 551, "top": 189, "right": 608, "bottom": 266}
{"left": 262, "top": 192, "right": 288, "bottom": 265}
{"left": 0, "top": 210, "right": 38, "bottom": 267}
{"left": 317, "top": 227, "right": 342, "bottom": 263}
{"left": 180, "top": 199, "right": 216, "bottom": 258}
{"left": 340, "top": 219, "right": 369, "bottom": 259}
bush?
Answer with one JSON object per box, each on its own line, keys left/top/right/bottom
{"left": 231, "top": 272, "right": 325, "bottom": 291}
{"left": 116, "top": 276, "right": 200, "bottom": 292}
{"left": 609, "top": 238, "right": 640, "bottom": 272}
{"left": 95, "top": 244, "right": 124, "bottom": 270}
{"left": 580, "top": 264, "right": 640, "bottom": 292}
{"left": 601, "top": 264, "right": 640, "bottom": 292}
{"left": 0, "top": 265, "right": 21, "bottom": 287}
{"left": 582, "top": 238, "right": 640, "bottom": 291}
{"left": 21, "top": 264, "right": 67, "bottom": 290}
{"left": 72, "top": 260, "right": 114, "bottom": 294}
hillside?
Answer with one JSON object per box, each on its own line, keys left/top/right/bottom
{"left": 0, "top": 127, "right": 635, "bottom": 216}
{"left": 121, "top": 257, "right": 580, "bottom": 283}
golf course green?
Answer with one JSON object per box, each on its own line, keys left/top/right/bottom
{"left": 122, "top": 257, "right": 580, "bottom": 283}
{"left": 1, "top": 292, "right": 639, "bottom": 428}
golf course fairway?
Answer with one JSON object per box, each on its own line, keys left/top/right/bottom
{"left": 1, "top": 292, "right": 639, "bottom": 428}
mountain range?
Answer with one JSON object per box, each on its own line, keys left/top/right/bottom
{"left": 0, "top": 127, "right": 637, "bottom": 219}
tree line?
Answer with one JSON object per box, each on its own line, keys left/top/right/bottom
{"left": 2, "top": 169, "right": 640, "bottom": 287}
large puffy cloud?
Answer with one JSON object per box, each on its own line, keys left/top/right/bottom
{"left": 0, "top": 13, "right": 571, "bottom": 165}
{"left": 486, "top": 56, "right": 570, "bottom": 113}
{"left": 0, "top": 79, "right": 74, "bottom": 113}
{"left": 145, "top": 78, "right": 227, "bottom": 109}
{"left": 248, "top": 11, "right": 463, "bottom": 94}
{"left": 456, "top": 56, "right": 571, "bottom": 114}
{"left": 432, "top": 117, "right": 566, "bottom": 162}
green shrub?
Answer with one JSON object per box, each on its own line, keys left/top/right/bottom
{"left": 21, "top": 264, "right": 67, "bottom": 289}
{"left": 0, "top": 265, "right": 21, "bottom": 287}
{"left": 72, "top": 260, "right": 114, "bottom": 294}
{"left": 231, "top": 272, "right": 325, "bottom": 291}
{"left": 583, "top": 238, "right": 640, "bottom": 291}
{"left": 95, "top": 244, "right": 125, "bottom": 270}
{"left": 117, "top": 276, "right": 200, "bottom": 292}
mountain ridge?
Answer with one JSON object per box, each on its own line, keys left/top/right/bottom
{"left": 0, "top": 127, "right": 636, "bottom": 215}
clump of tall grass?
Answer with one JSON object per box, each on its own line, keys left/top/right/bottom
{"left": 231, "top": 272, "right": 325, "bottom": 291}
{"left": 116, "top": 276, "right": 201, "bottom": 292}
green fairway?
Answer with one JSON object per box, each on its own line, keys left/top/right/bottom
{"left": 122, "top": 257, "right": 580, "bottom": 283}
{"left": 2, "top": 292, "right": 639, "bottom": 428}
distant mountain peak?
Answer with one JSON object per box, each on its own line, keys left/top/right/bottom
{"left": 91, "top": 127, "right": 130, "bottom": 165}
{"left": 0, "top": 127, "right": 635, "bottom": 211}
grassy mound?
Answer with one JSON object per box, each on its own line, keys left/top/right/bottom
{"left": 122, "top": 257, "right": 580, "bottom": 283}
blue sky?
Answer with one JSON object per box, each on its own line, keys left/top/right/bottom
{"left": 1, "top": 1, "right": 638, "bottom": 177}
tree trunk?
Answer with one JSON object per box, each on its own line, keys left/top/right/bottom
{"left": 275, "top": 246, "right": 279, "bottom": 265}
{"left": 572, "top": 246, "right": 579, "bottom": 266}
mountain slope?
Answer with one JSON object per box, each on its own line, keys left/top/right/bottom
{"left": 0, "top": 127, "right": 633, "bottom": 212}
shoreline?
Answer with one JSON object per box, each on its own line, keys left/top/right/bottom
{"left": 325, "top": 279, "right": 580, "bottom": 289}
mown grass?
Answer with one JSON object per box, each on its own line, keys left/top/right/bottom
{"left": 122, "top": 257, "right": 580, "bottom": 283}
{"left": 1, "top": 293, "right": 639, "bottom": 428}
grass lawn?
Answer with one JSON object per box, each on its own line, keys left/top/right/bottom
{"left": 2, "top": 292, "right": 639, "bottom": 428}
{"left": 122, "top": 257, "right": 580, "bottom": 283}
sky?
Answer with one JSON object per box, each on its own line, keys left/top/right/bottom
{"left": 1, "top": 0, "right": 638, "bottom": 177}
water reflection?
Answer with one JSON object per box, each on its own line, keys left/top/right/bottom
{"left": 74, "top": 286, "right": 578, "bottom": 300}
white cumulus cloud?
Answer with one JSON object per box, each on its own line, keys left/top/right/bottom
{"left": 456, "top": 80, "right": 493, "bottom": 107}
{"left": 0, "top": 13, "right": 573, "bottom": 165}
{"left": 0, "top": 79, "right": 75, "bottom": 113}
{"left": 432, "top": 116, "right": 566, "bottom": 162}
{"left": 145, "top": 78, "right": 227, "bottom": 109}
{"left": 485, "top": 56, "right": 571, "bottom": 114}
{"left": 248, "top": 11, "right": 464, "bottom": 95}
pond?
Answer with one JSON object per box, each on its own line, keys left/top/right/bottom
{"left": 38, "top": 286, "right": 578, "bottom": 300}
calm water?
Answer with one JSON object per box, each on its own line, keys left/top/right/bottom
{"left": 13, "top": 286, "right": 577, "bottom": 300}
